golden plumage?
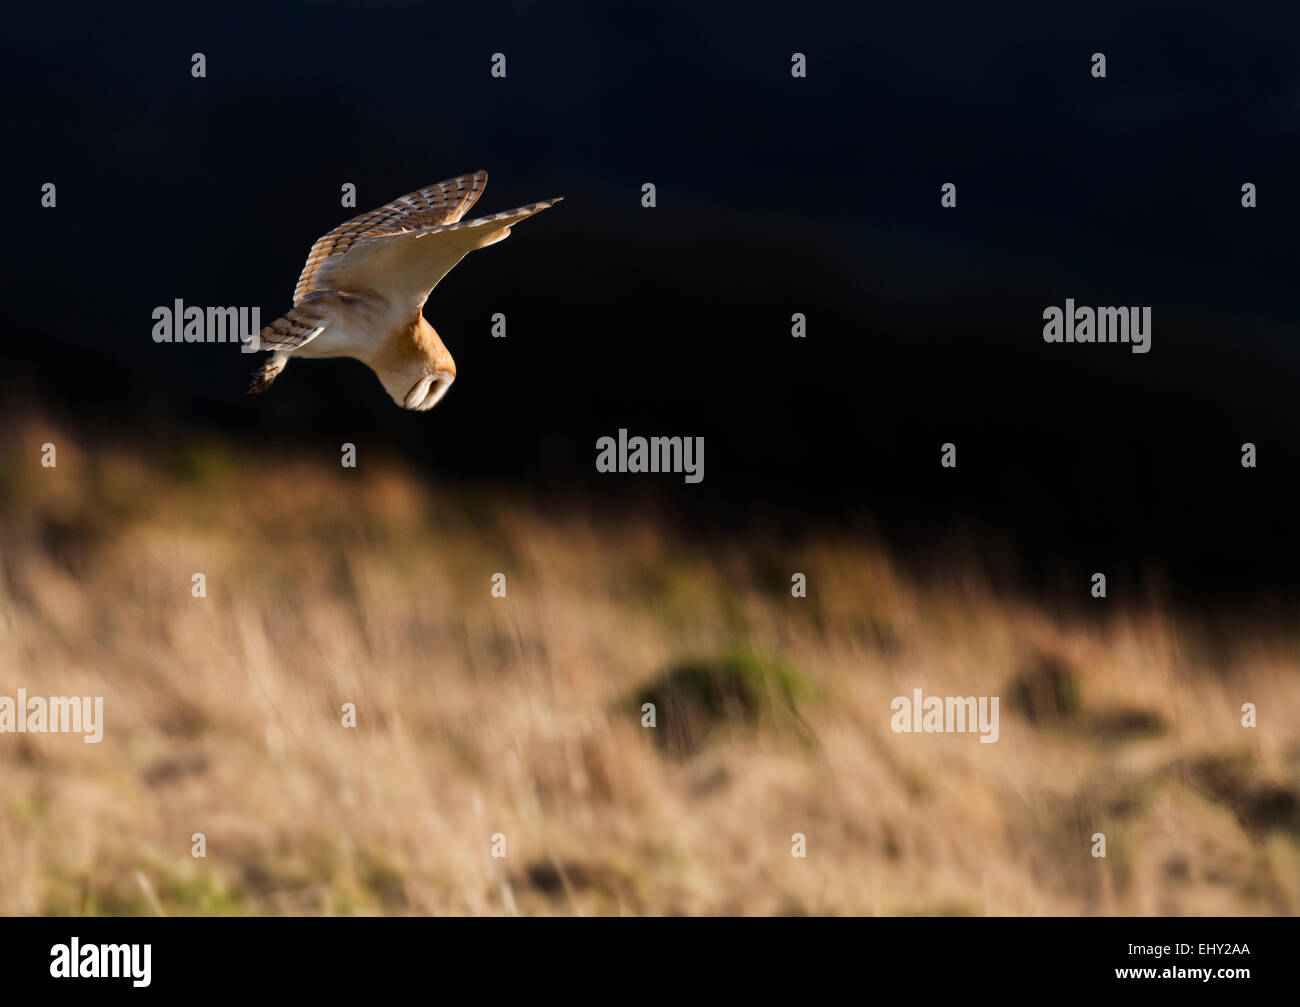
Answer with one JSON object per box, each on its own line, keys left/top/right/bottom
{"left": 250, "top": 171, "right": 561, "bottom": 410}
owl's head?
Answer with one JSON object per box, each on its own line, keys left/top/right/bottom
{"left": 370, "top": 317, "right": 457, "bottom": 411}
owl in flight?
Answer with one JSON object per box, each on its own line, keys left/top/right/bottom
{"left": 249, "top": 171, "right": 561, "bottom": 410}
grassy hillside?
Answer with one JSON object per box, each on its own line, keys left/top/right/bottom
{"left": 1, "top": 420, "right": 1297, "bottom": 915}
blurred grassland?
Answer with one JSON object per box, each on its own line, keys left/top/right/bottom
{"left": 1, "top": 419, "right": 1299, "bottom": 916}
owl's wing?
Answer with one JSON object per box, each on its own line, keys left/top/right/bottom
{"left": 292, "top": 171, "right": 489, "bottom": 304}
{"left": 311, "top": 197, "right": 563, "bottom": 314}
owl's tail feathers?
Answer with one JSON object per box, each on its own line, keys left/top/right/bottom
{"left": 248, "top": 304, "right": 329, "bottom": 395}
{"left": 248, "top": 350, "right": 289, "bottom": 395}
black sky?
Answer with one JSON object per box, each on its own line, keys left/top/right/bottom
{"left": 4, "top": 0, "right": 1300, "bottom": 598}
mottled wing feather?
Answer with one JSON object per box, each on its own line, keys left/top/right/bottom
{"left": 292, "top": 171, "right": 489, "bottom": 304}
{"left": 313, "top": 198, "right": 563, "bottom": 312}
{"left": 257, "top": 303, "right": 327, "bottom": 350}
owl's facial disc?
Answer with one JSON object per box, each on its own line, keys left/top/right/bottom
{"left": 403, "top": 371, "right": 455, "bottom": 411}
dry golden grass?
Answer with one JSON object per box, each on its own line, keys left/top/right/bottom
{"left": 1, "top": 419, "right": 1298, "bottom": 915}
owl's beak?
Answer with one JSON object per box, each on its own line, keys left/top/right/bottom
{"left": 404, "top": 370, "right": 456, "bottom": 411}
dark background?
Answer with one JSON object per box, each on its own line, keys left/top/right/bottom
{"left": 4, "top": 0, "right": 1298, "bottom": 600}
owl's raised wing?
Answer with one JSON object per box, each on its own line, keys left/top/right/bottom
{"left": 311, "top": 197, "right": 563, "bottom": 314}
{"left": 292, "top": 171, "right": 489, "bottom": 305}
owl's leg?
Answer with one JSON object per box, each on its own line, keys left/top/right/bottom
{"left": 248, "top": 350, "right": 289, "bottom": 395}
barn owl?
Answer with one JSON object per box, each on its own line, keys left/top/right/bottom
{"left": 249, "top": 171, "right": 561, "bottom": 409}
